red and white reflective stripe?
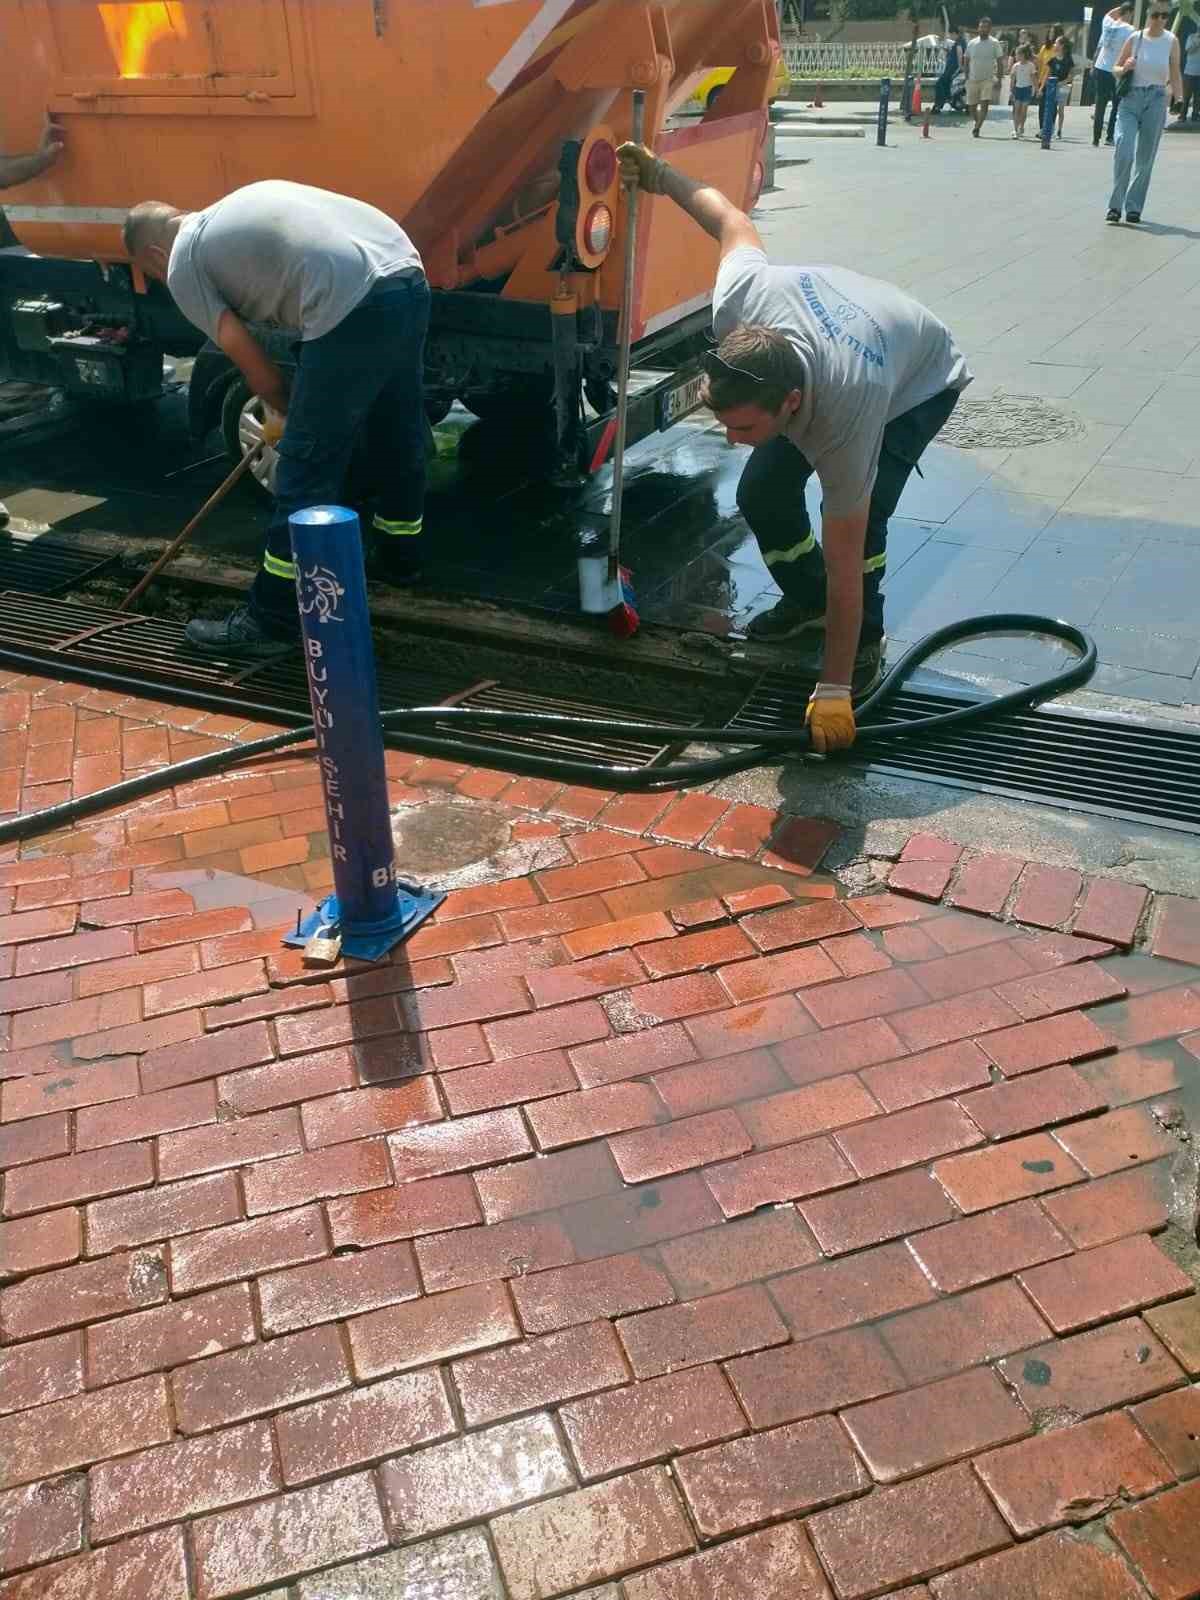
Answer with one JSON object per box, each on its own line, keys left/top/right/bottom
{"left": 589, "top": 417, "right": 619, "bottom": 474}
{"left": 483, "top": 0, "right": 576, "bottom": 94}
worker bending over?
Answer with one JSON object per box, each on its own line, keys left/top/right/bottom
{"left": 124, "top": 180, "right": 429, "bottom": 658}
{"left": 618, "top": 144, "right": 971, "bottom": 753}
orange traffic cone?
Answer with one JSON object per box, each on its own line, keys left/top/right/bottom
{"left": 912, "top": 78, "right": 922, "bottom": 115}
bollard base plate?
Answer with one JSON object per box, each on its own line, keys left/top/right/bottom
{"left": 284, "top": 887, "right": 444, "bottom": 963}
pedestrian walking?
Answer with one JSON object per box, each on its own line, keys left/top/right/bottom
{"left": 933, "top": 26, "right": 968, "bottom": 113}
{"left": 1092, "top": 3, "right": 1135, "bottom": 144}
{"left": 966, "top": 17, "right": 1006, "bottom": 136}
{"left": 1010, "top": 44, "right": 1037, "bottom": 136}
{"left": 1040, "top": 35, "right": 1075, "bottom": 139}
{"left": 1107, "top": 8, "right": 1183, "bottom": 223}
{"left": 1181, "top": 24, "right": 1200, "bottom": 121}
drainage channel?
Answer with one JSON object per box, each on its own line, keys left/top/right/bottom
{"left": 0, "top": 530, "right": 118, "bottom": 595}
{"left": 732, "top": 671, "right": 1200, "bottom": 834}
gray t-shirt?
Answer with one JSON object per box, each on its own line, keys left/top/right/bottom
{"left": 167, "top": 180, "right": 423, "bottom": 344}
{"left": 712, "top": 247, "right": 971, "bottom": 516}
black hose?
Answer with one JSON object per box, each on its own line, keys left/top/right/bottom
{"left": 0, "top": 613, "right": 1094, "bottom": 848}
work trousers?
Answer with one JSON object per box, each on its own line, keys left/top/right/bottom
{"left": 1109, "top": 85, "right": 1168, "bottom": 216}
{"left": 1092, "top": 67, "right": 1119, "bottom": 141}
{"left": 249, "top": 269, "right": 430, "bottom": 634}
{"left": 734, "top": 386, "right": 960, "bottom": 644}
{"left": 1183, "top": 72, "right": 1200, "bottom": 119}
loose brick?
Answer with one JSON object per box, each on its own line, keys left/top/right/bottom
{"left": 1041, "top": 1161, "right": 1172, "bottom": 1250}
{"left": 1110, "top": 1479, "right": 1200, "bottom": 1600}
{"left": 528, "top": 1083, "right": 666, "bottom": 1152}
{"left": 2, "top": 1057, "right": 138, "bottom": 1123}
{"left": 0, "top": 1331, "right": 82, "bottom": 1417}
{"left": 649, "top": 792, "right": 729, "bottom": 845}
{"left": 349, "top": 1281, "right": 519, "bottom": 1379}
{"left": 452, "top": 1319, "right": 627, "bottom": 1427}
{"left": 900, "top": 833, "right": 962, "bottom": 864}
{"left": 1132, "top": 1385, "right": 1200, "bottom": 1476}
{"left": 11, "top": 988, "right": 140, "bottom": 1051}
{"left": 881, "top": 1278, "right": 1053, "bottom": 1386}
{"left": 848, "top": 892, "right": 936, "bottom": 929}
{"left": 491, "top": 1467, "right": 692, "bottom": 1600}
{"left": 88, "top": 1283, "right": 254, "bottom": 1386}
{"left": 685, "top": 993, "right": 815, "bottom": 1058}
{"left": 416, "top": 1215, "right": 577, "bottom": 1294}
{"left": 564, "top": 911, "right": 676, "bottom": 960}
{"left": 170, "top": 1204, "right": 328, "bottom": 1294}
{"left": 973, "top": 1411, "right": 1174, "bottom": 1536}
{"left": 511, "top": 1251, "right": 674, "bottom": 1335}
{"left": 1079, "top": 1046, "right": 1186, "bottom": 1109}
{"left": 156, "top": 1107, "right": 302, "bottom": 1182}
{"left": 243, "top": 1138, "right": 391, "bottom": 1215}
{"left": 0, "top": 1373, "right": 169, "bottom": 1491}
{"left": 703, "top": 802, "right": 777, "bottom": 859}
{"left": 72, "top": 1008, "right": 203, "bottom": 1062}
{"left": 609, "top": 1108, "right": 750, "bottom": 1182}
{"left": 677, "top": 1414, "right": 867, "bottom": 1536}
{"left": 0, "top": 1474, "right": 83, "bottom": 1572}
{"left": 1052, "top": 1103, "right": 1180, "bottom": 1176}
{"left": 88, "top": 1419, "right": 279, "bottom": 1542}
{"left": 704, "top": 1135, "right": 855, "bottom": 1218}
{"left": 191, "top": 1473, "right": 387, "bottom": 1599}
{"left": 658, "top": 1209, "right": 819, "bottom": 1298}
{"left": 259, "top": 1241, "right": 420, "bottom": 1335}
{"left": 979, "top": 1011, "right": 1115, "bottom": 1077}
{"left": 389, "top": 1106, "right": 530, "bottom": 1182}
{"left": 3, "top": 1142, "right": 153, "bottom": 1217}
{"left": 525, "top": 951, "right": 644, "bottom": 1010}
{"left": 173, "top": 1324, "right": 348, "bottom": 1435}
{"left": 1153, "top": 895, "right": 1200, "bottom": 965}
{"left": 861, "top": 1039, "right": 994, "bottom": 1112}
{"left": 997, "top": 1317, "right": 1184, "bottom": 1417}
{"left": 726, "top": 1325, "right": 903, "bottom": 1429}
{"left": 617, "top": 1284, "right": 787, "bottom": 1378}
{"left": 807, "top": 1462, "right": 1011, "bottom": 1600}
{"left": 327, "top": 1174, "right": 480, "bottom": 1248}
{"left": 499, "top": 895, "right": 611, "bottom": 942}
{"left": 800, "top": 1167, "right": 957, "bottom": 1255}
{"left": 485, "top": 999, "right": 610, "bottom": 1060}
{"left": 0, "top": 905, "right": 77, "bottom": 947}
{"left": 534, "top": 855, "right": 646, "bottom": 902}
{"left": 1018, "top": 1234, "right": 1191, "bottom": 1334}
{"left": 561, "top": 1364, "right": 742, "bottom": 1479}
{"left": 891, "top": 859, "right": 955, "bottom": 900}
{"left": 79, "top": 889, "right": 191, "bottom": 928}
{"left": 563, "top": 1172, "right": 722, "bottom": 1260}
{"left": 380, "top": 1413, "right": 574, "bottom": 1538}
{"left": 441, "top": 1049, "right": 576, "bottom": 1116}
{"left": 823, "top": 930, "right": 893, "bottom": 977}
{"left": 275, "top": 1369, "right": 455, "bottom": 1484}
{"left": 76, "top": 1080, "right": 217, "bottom": 1152}
{"left": 623, "top": 1522, "right": 831, "bottom": 1600}
{"left": 845, "top": 1365, "right": 1029, "bottom": 1483}
{"left": 75, "top": 942, "right": 199, "bottom": 1000}
{"left": 836, "top": 1099, "right": 983, "bottom": 1179}
{"left": 618, "top": 972, "right": 729, "bottom": 1030}
{"left": 138, "top": 906, "right": 252, "bottom": 951}
{"left": 890, "top": 990, "right": 1023, "bottom": 1054}
{"left": 2, "top": 1246, "right": 166, "bottom": 1339}
{"left": 995, "top": 962, "right": 1127, "bottom": 1021}
{"left": 761, "top": 814, "right": 839, "bottom": 875}
{"left": 775, "top": 1015, "right": 905, "bottom": 1087}
{"left": 475, "top": 1142, "right": 620, "bottom": 1223}
{"left": 770, "top": 1241, "right": 936, "bottom": 1340}
{"left": 140, "top": 1019, "right": 274, "bottom": 1093}
{"left": 570, "top": 1023, "right": 695, "bottom": 1089}
{"left": 298, "top": 1078, "right": 440, "bottom": 1148}
{"left": 652, "top": 1047, "right": 784, "bottom": 1117}
{"left": 931, "top": 1529, "right": 1146, "bottom": 1600}
{"left": 1013, "top": 864, "right": 1083, "bottom": 930}
{"left": 1143, "top": 1297, "right": 1200, "bottom": 1376}
{"left": 933, "top": 1131, "right": 1085, "bottom": 1213}
{"left": 958, "top": 1062, "right": 1106, "bottom": 1140}
{"left": 742, "top": 898, "right": 860, "bottom": 953}
{"left": 0, "top": 1527, "right": 189, "bottom": 1600}
{"left": 908, "top": 1198, "right": 1071, "bottom": 1294}
{"left": 216, "top": 1047, "right": 356, "bottom": 1115}
{"left": 741, "top": 1076, "right": 878, "bottom": 1149}
{"left": 717, "top": 943, "right": 840, "bottom": 1005}
{"left": 638, "top": 925, "right": 755, "bottom": 982}
{"left": 0, "top": 1208, "right": 80, "bottom": 1280}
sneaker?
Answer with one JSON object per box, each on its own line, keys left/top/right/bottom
{"left": 744, "top": 598, "right": 826, "bottom": 643}
{"left": 1106, "top": 208, "right": 1121, "bottom": 222}
{"left": 1126, "top": 211, "right": 1141, "bottom": 224}
{"left": 184, "top": 605, "right": 294, "bottom": 659}
{"left": 1105, "top": 136, "right": 1115, "bottom": 145}
{"left": 972, "top": 126, "right": 980, "bottom": 137}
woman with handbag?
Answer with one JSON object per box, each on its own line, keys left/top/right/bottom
{"left": 1107, "top": 7, "right": 1183, "bottom": 223}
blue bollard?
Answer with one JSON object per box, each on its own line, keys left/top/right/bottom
{"left": 283, "top": 505, "right": 442, "bottom": 962}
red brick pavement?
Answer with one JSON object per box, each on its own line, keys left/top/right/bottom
{"left": 1, "top": 670, "right": 1199, "bottom": 1599}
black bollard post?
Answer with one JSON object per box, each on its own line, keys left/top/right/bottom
{"left": 877, "top": 77, "right": 892, "bottom": 145}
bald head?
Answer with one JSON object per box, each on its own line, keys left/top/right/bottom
{"left": 123, "top": 201, "right": 185, "bottom": 281}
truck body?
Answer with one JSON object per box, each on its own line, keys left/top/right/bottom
{"left": 0, "top": 0, "right": 780, "bottom": 472}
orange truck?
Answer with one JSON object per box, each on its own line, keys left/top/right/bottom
{"left": 0, "top": 0, "right": 779, "bottom": 474}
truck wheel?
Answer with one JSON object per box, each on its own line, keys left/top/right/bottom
{"left": 461, "top": 374, "right": 554, "bottom": 423}
{"left": 221, "top": 378, "right": 278, "bottom": 498}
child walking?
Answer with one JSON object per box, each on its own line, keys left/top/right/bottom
{"left": 1011, "top": 44, "right": 1036, "bottom": 136}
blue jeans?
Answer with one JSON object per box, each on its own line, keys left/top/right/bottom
{"left": 1109, "top": 85, "right": 1168, "bottom": 215}
{"left": 249, "top": 269, "right": 430, "bottom": 633}
{"left": 1040, "top": 77, "right": 1059, "bottom": 142}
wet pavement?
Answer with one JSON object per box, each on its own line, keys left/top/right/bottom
{"left": 2, "top": 670, "right": 1199, "bottom": 1598}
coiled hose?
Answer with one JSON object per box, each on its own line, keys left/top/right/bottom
{"left": 0, "top": 613, "right": 1096, "bottom": 849}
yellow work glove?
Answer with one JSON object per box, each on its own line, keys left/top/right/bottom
{"left": 806, "top": 683, "right": 856, "bottom": 754}
{"left": 260, "top": 405, "right": 286, "bottom": 447}
{"left": 617, "top": 141, "right": 668, "bottom": 193}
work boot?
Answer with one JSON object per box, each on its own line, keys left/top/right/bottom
{"left": 370, "top": 550, "right": 424, "bottom": 587}
{"left": 184, "top": 605, "right": 294, "bottom": 659}
{"left": 744, "top": 597, "right": 826, "bottom": 642}
{"left": 853, "top": 640, "right": 886, "bottom": 699}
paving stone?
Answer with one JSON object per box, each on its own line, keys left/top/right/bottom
{"left": 510, "top": 1251, "right": 675, "bottom": 1334}
{"left": 806, "top": 1462, "right": 1011, "bottom": 1600}
{"left": 569, "top": 1025, "right": 695, "bottom": 1090}
{"left": 3, "top": 1142, "right": 154, "bottom": 1216}
{"left": 1143, "top": 1297, "right": 1200, "bottom": 1375}
{"left": 1, "top": 1246, "right": 168, "bottom": 1340}
{"left": 835, "top": 1099, "right": 983, "bottom": 1178}
{"left": 560, "top": 1365, "right": 746, "bottom": 1479}
{"left": 388, "top": 1107, "right": 531, "bottom": 1181}
{"left": 1151, "top": 895, "right": 1200, "bottom": 965}
{"left": 172, "top": 1325, "right": 348, "bottom": 1435}
{"left": 774, "top": 1016, "right": 906, "bottom": 1087}
{"left": 843, "top": 1365, "right": 1030, "bottom": 1482}
{"left": 800, "top": 1168, "right": 957, "bottom": 1254}
{"left": 1051, "top": 1104, "right": 1181, "bottom": 1176}
{"left": 1017, "top": 1234, "right": 1192, "bottom": 1333}
{"left": 294, "top": 1530, "right": 503, "bottom": 1600}
{"left": 878, "top": 1280, "right": 1053, "bottom": 1386}
{"left": 258, "top": 1241, "right": 421, "bottom": 1335}
{"left": 617, "top": 1283, "right": 786, "bottom": 1378}
{"left": 861, "top": 1040, "right": 994, "bottom": 1111}
{"left": 0, "top": 1207, "right": 81, "bottom": 1281}
{"left": 474, "top": 1142, "right": 622, "bottom": 1222}
{"left": 381, "top": 1412, "right": 574, "bottom": 1537}
{"left": 906, "top": 940, "right": 1033, "bottom": 1003}
{"left": 890, "top": 991, "right": 1025, "bottom": 1054}
{"left": 929, "top": 1529, "right": 1149, "bottom": 1600}
{"left": 88, "top": 1419, "right": 280, "bottom": 1541}
{"left": 907, "top": 1199, "right": 1071, "bottom": 1293}
{"left": 1093, "top": 985, "right": 1200, "bottom": 1049}
{"left": 0, "top": 1331, "right": 82, "bottom": 1418}
{"left": 740, "top": 1076, "right": 880, "bottom": 1150}
{"left": 949, "top": 855, "right": 1023, "bottom": 916}
{"left": 995, "top": 962, "right": 1127, "bottom": 1022}
{"left": 0, "top": 1474, "right": 84, "bottom": 1573}
{"left": 1131, "top": 1385, "right": 1200, "bottom": 1477}
{"left": 651, "top": 1047, "right": 786, "bottom": 1116}
{"left": 622, "top": 1521, "right": 833, "bottom": 1600}
{"left": 561, "top": 1173, "right": 722, "bottom": 1259}
{"left": 1079, "top": 1046, "right": 1188, "bottom": 1110}
{"left": 170, "top": 1204, "right": 328, "bottom": 1293}
{"left": 451, "top": 1319, "right": 627, "bottom": 1427}
{"left": 973, "top": 1411, "right": 1174, "bottom": 1535}
{"left": 741, "top": 898, "right": 861, "bottom": 952}
{"left": 890, "top": 859, "right": 955, "bottom": 901}
{"left": 717, "top": 943, "right": 840, "bottom": 1004}
{"left": 0, "top": 1527, "right": 190, "bottom": 1600}
{"left": 847, "top": 893, "right": 936, "bottom": 929}
{"left": 416, "top": 1214, "right": 577, "bottom": 1294}
{"left": 349, "top": 1281, "right": 519, "bottom": 1379}
{"left": 86, "top": 1172, "right": 240, "bottom": 1255}
{"left": 726, "top": 1325, "right": 904, "bottom": 1429}
{"left": 1109, "top": 1479, "right": 1200, "bottom": 1600}
{"left": 657, "top": 1209, "right": 819, "bottom": 1298}
{"left": 771, "top": 1240, "right": 937, "bottom": 1340}
{"left": 275, "top": 1370, "right": 456, "bottom": 1484}
{"left": 490, "top": 1468, "right": 693, "bottom": 1600}
{"left": 87, "top": 1282, "right": 254, "bottom": 1385}
{"left": 675, "top": 1414, "right": 867, "bottom": 1535}
{"left": 0, "top": 1374, "right": 169, "bottom": 1491}
{"left": 997, "top": 1317, "right": 1185, "bottom": 1417}
{"left": 933, "top": 1132, "right": 1085, "bottom": 1213}
{"left": 1012, "top": 865, "right": 1083, "bottom": 930}
{"left": 326, "top": 1174, "right": 481, "bottom": 1247}
{"left": 958, "top": 1063, "right": 1107, "bottom": 1140}
{"left": 242, "top": 1138, "right": 392, "bottom": 1215}
{"left": 702, "top": 1136, "right": 855, "bottom": 1217}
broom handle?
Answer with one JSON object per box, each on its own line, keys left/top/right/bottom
{"left": 607, "top": 88, "right": 646, "bottom": 582}
{"left": 117, "top": 445, "right": 264, "bottom": 612}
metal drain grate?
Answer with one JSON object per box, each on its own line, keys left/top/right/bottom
{"left": 732, "top": 672, "right": 1200, "bottom": 834}
{"left": 0, "top": 531, "right": 118, "bottom": 596}
{"left": 0, "top": 592, "right": 681, "bottom": 772}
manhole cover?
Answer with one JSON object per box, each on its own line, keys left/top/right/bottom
{"left": 941, "top": 392, "right": 1085, "bottom": 450}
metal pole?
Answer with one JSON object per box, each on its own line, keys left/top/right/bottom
{"left": 284, "top": 504, "right": 442, "bottom": 963}
{"left": 607, "top": 87, "right": 646, "bottom": 586}
{"left": 877, "top": 77, "right": 892, "bottom": 144}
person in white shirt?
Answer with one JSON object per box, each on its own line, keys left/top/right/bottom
{"left": 1092, "top": 3, "right": 1135, "bottom": 145}
{"left": 1010, "top": 44, "right": 1038, "bottom": 137}
{"left": 966, "top": 17, "right": 1006, "bottom": 136}
{"left": 1107, "top": 6, "right": 1183, "bottom": 223}
{"left": 1181, "top": 25, "right": 1200, "bottom": 121}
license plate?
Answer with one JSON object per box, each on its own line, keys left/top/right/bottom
{"left": 658, "top": 372, "right": 705, "bottom": 429}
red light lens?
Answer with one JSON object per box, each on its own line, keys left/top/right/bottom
{"left": 584, "top": 202, "right": 613, "bottom": 255}
{"left": 585, "top": 139, "right": 618, "bottom": 193}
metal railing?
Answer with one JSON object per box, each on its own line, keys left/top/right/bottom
{"left": 781, "top": 40, "right": 948, "bottom": 76}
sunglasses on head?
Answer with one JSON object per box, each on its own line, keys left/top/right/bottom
{"left": 702, "top": 350, "right": 765, "bottom": 384}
